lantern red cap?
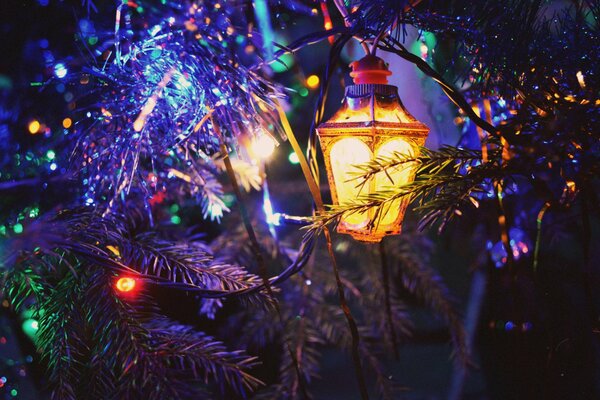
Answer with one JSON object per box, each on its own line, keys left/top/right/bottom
{"left": 349, "top": 55, "right": 392, "bottom": 84}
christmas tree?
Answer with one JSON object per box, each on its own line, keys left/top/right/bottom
{"left": 0, "top": 0, "right": 598, "bottom": 399}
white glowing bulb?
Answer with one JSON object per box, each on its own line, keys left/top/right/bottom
{"left": 54, "top": 63, "right": 68, "bottom": 79}
{"left": 250, "top": 134, "right": 276, "bottom": 160}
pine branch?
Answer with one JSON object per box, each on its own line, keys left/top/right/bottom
{"left": 3, "top": 267, "right": 47, "bottom": 312}
{"left": 168, "top": 149, "right": 230, "bottom": 222}
{"left": 8, "top": 209, "right": 274, "bottom": 304}
{"left": 390, "top": 251, "right": 469, "bottom": 365}
{"left": 313, "top": 302, "right": 400, "bottom": 399}
{"left": 33, "top": 267, "right": 264, "bottom": 399}
{"left": 279, "top": 321, "right": 324, "bottom": 399}
{"left": 350, "top": 145, "right": 486, "bottom": 182}
{"left": 309, "top": 144, "right": 504, "bottom": 234}
{"left": 36, "top": 273, "right": 89, "bottom": 400}
{"left": 145, "top": 328, "right": 264, "bottom": 397}
{"left": 355, "top": 246, "right": 413, "bottom": 348}
{"left": 211, "top": 215, "right": 282, "bottom": 268}
{"left": 113, "top": 235, "right": 270, "bottom": 309}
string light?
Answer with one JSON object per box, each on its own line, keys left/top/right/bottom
{"left": 250, "top": 134, "right": 276, "bottom": 160}
{"left": 288, "top": 152, "right": 300, "bottom": 164}
{"left": 28, "top": 120, "right": 41, "bottom": 134}
{"left": 54, "top": 63, "right": 68, "bottom": 79}
{"left": 12, "top": 223, "right": 23, "bottom": 234}
{"left": 22, "top": 319, "right": 39, "bottom": 341}
{"left": 306, "top": 74, "right": 320, "bottom": 89}
{"left": 115, "top": 277, "right": 137, "bottom": 293}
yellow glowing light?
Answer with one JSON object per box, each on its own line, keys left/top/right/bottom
{"left": 250, "top": 134, "right": 277, "bottom": 160}
{"left": 306, "top": 75, "right": 320, "bottom": 89}
{"left": 62, "top": 118, "right": 72, "bottom": 129}
{"left": 316, "top": 55, "right": 429, "bottom": 242}
{"left": 374, "top": 139, "right": 416, "bottom": 226}
{"left": 576, "top": 71, "right": 586, "bottom": 88}
{"left": 324, "top": 21, "right": 333, "bottom": 30}
{"left": 116, "top": 277, "right": 136, "bottom": 293}
{"left": 28, "top": 120, "right": 41, "bottom": 134}
{"left": 330, "top": 138, "right": 371, "bottom": 228}
{"left": 134, "top": 97, "right": 157, "bottom": 132}
{"left": 106, "top": 245, "right": 120, "bottom": 257}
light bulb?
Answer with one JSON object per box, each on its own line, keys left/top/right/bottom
{"left": 250, "top": 134, "right": 276, "bottom": 160}
{"left": 116, "top": 277, "right": 136, "bottom": 293}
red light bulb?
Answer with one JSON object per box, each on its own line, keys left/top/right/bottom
{"left": 115, "top": 277, "right": 136, "bottom": 293}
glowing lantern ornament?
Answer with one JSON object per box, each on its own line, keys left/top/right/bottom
{"left": 317, "top": 55, "right": 429, "bottom": 242}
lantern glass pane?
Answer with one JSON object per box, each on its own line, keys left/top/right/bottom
{"left": 327, "top": 94, "right": 422, "bottom": 124}
{"left": 332, "top": 97, "right": 371, "bottom": 122}
{"left": 374, "top": 138, "right": 417, "bottom": 226}
{"left": 330, "top": 138, "right": 371, "bottom": 228}
{"left": 374, "top": 95, "right": 408, "bottom": 122}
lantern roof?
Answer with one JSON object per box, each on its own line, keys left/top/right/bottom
{"left": 318, "top": 55, "right": 428, "bottom": 135}
{"left": 318, "top": 83, "right": 429, "bottom": 135}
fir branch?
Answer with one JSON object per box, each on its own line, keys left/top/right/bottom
{"left": 112, "top": 235, "right": 270, "bottom": 308}
{"left": 350, "top": 145, "right": 487, "bottom": 183}
{"left": 28, "top": 209, "right": 274, "bottom": 303}
{"left": 34, "top": 268, "right": 264, "bottom": 399}
{"left": 309, "top": 144, "right": 503, "bottom": 234}
{"left": 392, "top": 253, "right": 469, "bottom": 365}
{"left": 36, "top": 273, "right": 89, "bottom": 400}
{"left": 145, "top": 327, "right": 264, "bottom": 397}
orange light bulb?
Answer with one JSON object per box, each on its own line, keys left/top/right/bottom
{"left": 306, "top": 74, "right": 320, "bottom": 89}
{"left": 116, "top": 277, "right": 136, "bottom": 292}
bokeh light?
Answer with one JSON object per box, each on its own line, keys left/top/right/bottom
{"left": 288, "top": 152, "right": 300, "bottom": 164}
{"left": 306, "top": 74, "right": 320, "bottom": 89}
{"left": 28, "top": 120, "right": 41, "bottom": 134}
{"left": 250, "top": 134, "right": 276, "bottom": 160}
{"left": 54, "top": 62, "right": 67, "bottom": 79}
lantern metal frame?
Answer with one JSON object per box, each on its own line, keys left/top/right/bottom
{"left": 317, "top": 82, "right": 429, "bottom": 242}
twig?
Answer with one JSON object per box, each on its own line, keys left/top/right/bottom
{"left": 0, "top": 174, "right": 71, "bottom": 191}
{"left": 381, "top": 37, "right": 500, "bottom": 138}
{"left": 533, "top": 202, "right": 550, "bottom": 272}
{"left": 332, "top": 0, "right": 370, "bottom": 55}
